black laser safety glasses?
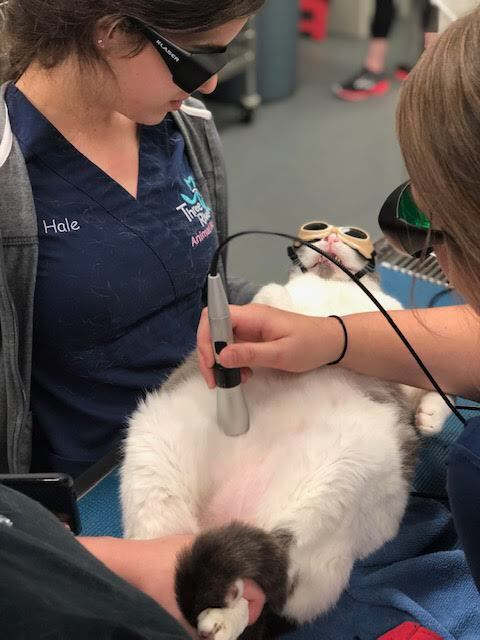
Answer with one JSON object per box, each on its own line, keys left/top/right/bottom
{"left": 378, "top": 181, "right": 445, "bottom": 258}
{"left": 130, "top": 18, "right": 232, "bottom": 94}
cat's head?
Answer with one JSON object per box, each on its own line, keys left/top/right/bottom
{"left": 289, "top": 224, "right": 375, "bottom": 282}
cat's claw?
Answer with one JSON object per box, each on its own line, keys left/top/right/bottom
{"left": 197, "top": 581, "right": 249, "bottom": 640}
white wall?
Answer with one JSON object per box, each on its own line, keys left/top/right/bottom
{"left": 431, "top": 0, "right": 479, "bottom": 30}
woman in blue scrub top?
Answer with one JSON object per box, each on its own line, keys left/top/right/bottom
{"left": 0, "top": 0, "right": 268, "bottom": 634}
{"left": 0, "top": 0, "right": 262, "bottom": 477}
{"left": 197, "top": 8, "right": 480, "bottom": 593}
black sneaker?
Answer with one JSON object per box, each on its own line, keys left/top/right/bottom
{"left": 394, "top": 64, "right": 412, "bottom": 81}
{"left": 332, "top": 68, "right": 391, "bottom": 102}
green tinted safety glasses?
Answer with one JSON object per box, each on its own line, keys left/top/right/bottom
{"left": 378, "top": 181, "right": 445, "bottom": 257}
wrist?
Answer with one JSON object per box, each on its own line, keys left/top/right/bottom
{"left": 314, "top": 315, "right": 347, "bottom": 367}
{"left": 326, "top": 315, "right": 348, "bottom": 366}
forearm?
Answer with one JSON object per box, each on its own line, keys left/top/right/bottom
{"left": 77, "top": 537, "right": 144, "bottom": 590}
{"left": 337, "top": 305, "right": 480, "bottom": 399}
{"left": 78, "top": 535, "right": 264, "bottom": 631}
{"left": 77, "top": 535, "right": 195, "bottom": 637}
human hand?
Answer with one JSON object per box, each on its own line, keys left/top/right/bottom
{"left": 79, "top": 534, "right": 266, "bottom": 637}
{"left": 137, "top": 536, "right": 265, "bottom": 633}
{"left": 197, "top": 304, "right": 344, "bottom": 387}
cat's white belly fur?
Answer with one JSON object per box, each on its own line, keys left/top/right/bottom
{"left": 121, "top": 366, "right": 410, "bottom": 621}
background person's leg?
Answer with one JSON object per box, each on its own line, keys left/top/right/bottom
{"left": 370, "top": 0, "right": 397, "bottom": 40}
{"left": 419, "top": 0, "right": 434, "bottom": 31}
{"left": 366, "top": 0, "right": 397, "bottom": 72}
{"left": 447, "top": 417, "right": 480, "bottom": 590}
{"left": 333, "top": 0, "right": 395, "bottom": 101}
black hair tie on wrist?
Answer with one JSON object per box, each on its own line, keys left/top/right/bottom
{"left": 327, "top": 315, "right": 348, "bottom": 365}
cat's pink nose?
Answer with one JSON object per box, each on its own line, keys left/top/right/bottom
{"left": 326, "top": 233, "right": 340, "bottom": 250}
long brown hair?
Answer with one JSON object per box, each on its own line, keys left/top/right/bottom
{"left": 396, "top": 7, "right": 480, "bottom": 308}
{"left": 0, "top": 0, "right": 264, "bottom": 83}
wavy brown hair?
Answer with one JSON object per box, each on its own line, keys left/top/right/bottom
{"left": 0, "top": 0, "right": 264, "bottom": 82}
{"left": 396, "top": 7, "right": 480, "bottom": 308}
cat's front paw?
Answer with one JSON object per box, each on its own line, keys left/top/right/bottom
{"left": 197, "top": 581, "right": 249, "bottom": 640}
{"left": 197, "top": 602, "right": 248, "bottom": 640}
{"left": 416, "top": 391, "right": 453, "bottom": 436}
{"left": 198, "top": 608, "right": 234, "bottom": 640}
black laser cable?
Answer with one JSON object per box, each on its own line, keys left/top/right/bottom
{"left": 209, "top": 230, "right": 468, "bottom": 426}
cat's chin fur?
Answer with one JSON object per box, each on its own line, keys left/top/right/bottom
{"left": 120, "top": 242, "right": 450, "bottom": 639}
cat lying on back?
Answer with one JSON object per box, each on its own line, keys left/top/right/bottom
{"left": 120, "top": 232, "right": 450, "bottom": 640}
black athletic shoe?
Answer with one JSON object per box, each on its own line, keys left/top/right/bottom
{"left": 332, "top": 68, "right": 391, "bottom": 102}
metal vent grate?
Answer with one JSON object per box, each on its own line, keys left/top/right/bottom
{"left": 374, "top": 236, "right": 449, "bottom": 287}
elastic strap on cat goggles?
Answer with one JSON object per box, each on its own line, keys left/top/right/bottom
{"left": 378, "top": 181, "right": 445, "bottom": 258}
{"left": 129, "top": 18, "right": 232, "bottom": 94}
{"left": 288, "top": 221, "right": 376, "bottom": 279}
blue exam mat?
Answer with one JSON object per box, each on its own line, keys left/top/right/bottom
{"left": 379, "top": 267, "right": 461, "bottom": 310}
{"left": 78, "top": 469, "right": 123, "bottom": 538}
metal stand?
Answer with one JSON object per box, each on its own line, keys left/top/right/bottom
{"left": 375, "top": 236, "right": 449, "bottom": 286}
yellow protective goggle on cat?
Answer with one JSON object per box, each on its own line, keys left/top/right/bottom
{"left": 293, "top": 221, "right": 375, "bottom": 260}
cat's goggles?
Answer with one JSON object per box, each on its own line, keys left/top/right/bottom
{"left": 378, "top": 181, "right": 445, "bottom": 258}
{"left": 130, "top": 18, "right": 232, "bottom": 94}
{"left": 293, "top": 222, "right": 375, "bottom": 260}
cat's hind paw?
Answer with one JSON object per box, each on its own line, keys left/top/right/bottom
{"left": 197, "top": 580, "right": 249, "bottom": 640}
{"left": 416, "top": 391, "right": 453, "bottom": 436}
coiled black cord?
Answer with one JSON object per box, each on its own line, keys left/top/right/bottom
{"left": 210, "top": 230, "right": 468, "bottom": 425}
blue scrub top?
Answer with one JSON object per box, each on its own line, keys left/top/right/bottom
{"left": 6, "top": 85, "right": 217, "bottom": 476}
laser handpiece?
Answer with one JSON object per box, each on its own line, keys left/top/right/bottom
{"left": 207, "top": 274, "right": 250, "bottom": 436}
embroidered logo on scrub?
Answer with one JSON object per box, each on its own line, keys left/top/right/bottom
{"left": 177, "top": 176, "right": 211, "bottom": 226}
{"left": 177, "top": 176, "right": 214, "bottom": 248}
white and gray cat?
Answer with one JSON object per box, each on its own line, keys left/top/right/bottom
{"left": 120, "top": 233, "right": 450, "bottom": 640}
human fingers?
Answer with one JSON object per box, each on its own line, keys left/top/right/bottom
{"left": 197, "top": 307, "right": 216, "bottom": 389}
{"left": 217, "top": 338, "right": 292, "bottom": 371}
{"left": 197, "top": 304, "right": 276, "bottom": 387}
{"left": 219, "top": 311, "right": 337, "bottom": 372}
{"left": 227, "top": 304, "right": 288, "bottom": 343}
{"left": 198, "top": 303, "right": 307, "bottom": 380}
{"left": 242, "top": 578, "right": 266, "bottom": 625}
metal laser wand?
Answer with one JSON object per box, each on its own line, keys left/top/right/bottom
{"left": 207, "top": 274, "right": 250, "bottom": 436}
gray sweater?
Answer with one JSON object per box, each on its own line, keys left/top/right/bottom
{"left": 0, "top": 83, "right": 256, "bottom": 472}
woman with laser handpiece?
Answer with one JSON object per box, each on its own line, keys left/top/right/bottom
{"left": 0, "top": 0, "right": 266, "bottom": 635}
{"left": 198, "top": 8, "right": 480, "bottom": 593}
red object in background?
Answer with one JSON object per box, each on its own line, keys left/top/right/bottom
{"left": 299, "top": 0, "right": 329, "bottom": 40}
{"left": 377, "top": 622, "right": 443, "bottom": 640}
